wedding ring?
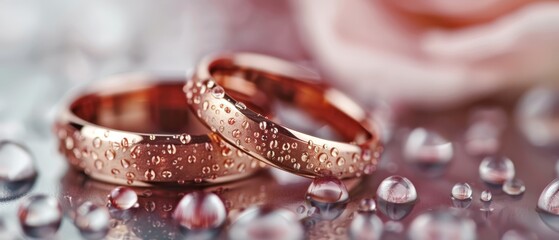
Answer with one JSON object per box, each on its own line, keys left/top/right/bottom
{"left": 55, "top": 73, "right": 264, "bottom": 186}
{"left": 185, "top": 53, "right": 382, "bottom": 178}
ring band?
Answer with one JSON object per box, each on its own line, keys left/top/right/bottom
{"left": 185, "top": 53, "right": 382, "bottom": 179}
{"left": 55, "top": 73, "right": 264, "bottom": 186}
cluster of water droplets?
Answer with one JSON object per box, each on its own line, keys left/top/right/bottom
{"left": 478, "top": 155, "right": 525, "bottom": 196}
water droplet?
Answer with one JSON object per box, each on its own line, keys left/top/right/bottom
{"left": 18, "top": 194, "right": 62, "bottom": 238}
{"left": 144, "top": 169, "right": 156, "bottom": 181}
{"left": 94, "top": 160, "right": 103, "bottom": 170}
{"left": 93, "top": 137, "right": 102, "bottom": 148}
{"left": 377, "top": 175, "right": 417, "bottom": 204}
{"left": 228, "top": 118, "right": 236, "bottom": 125}
{"left": 503, "top": 178, "right": 525, "bottom": 196}
{"left": 480, "top": 190, "right": 493, "bottom": 211}
{"left": 361, "top": 148, "right": 372, "bottom": 161}
{"left": 237, "top": 163, "right": 246, "bottom": 173}
{"left": 75, "top": 201, "right": 110, "bottom": 239}
{"left": 211, "top": 86, "right": 225, "bottom": 99}
{"left": 0, "top": 141, "right": 37, "bottom": 181}
{"left": 451, "top": 183, "right": 473, "bottom": 200}
{"left": 259, "top": 121, "right": 267, "bottom": 130}
{"left": 336, "top": 157, "right": 346, "bottom": 166}
{"left": 297, "top": 205, "right": 306, "bottom": 214}
{"left": 0, "top": 141, "right": 37, "bottom": 200}
{"left": 358, "top": 198, "right": 377, "bottom": 212}
{"left": 480, "top": 190, "right": 492, "bottom": 202}
{"left": 538, "top": 179, "right": 559, "bottom": 215}
{"left": 228, "top": 207, "right": 303, "bottom": 240}
{"left": 479, "top": 155, "right": 515, "bottom": 185}
{"left": 120, "top": 159, "right": 130, "bottom": 169}
{"left": 107, "top": 187, "right": 138, "bottom": 210}
{"left": 404, "top": 128, "right": 453, "bottom": 168}
{"left": 306, "top": 176, "right": 349, "bottom": 204}
{"left": 121, "top": 138, "right": 129, "bottom": 148}
{"left": 306, "top": 177, "right": 349, "bottom": 220}
{"left": 65, "top": 137, "right": 74, "bottom": 150}
{"left": 161, "top": 170, "right": 172, "bottom": 179}
{"left": 330, "top": 147, "right": 339, "bottom": 157}
{"left": 516, "top": 87, "right": 559, "bottom": 148}
{"left": 301, "top": 152, "right": 309, "bottom": 162}
{"left": 130, "top": 145, "right": 140, "bottom": 159}
{"left": 269, "top": 140, "right": 278, "bottom": 149}
{"left": 173, "top": 192, "right": 226, "bottom": 230}
{"left": 376, "top": 175, "right": 417, "bottom": 220}
{"left": 349, "top": 212, "right": 383, "bottom": 240}
{"left": 111, "top": 168, "right": 120, "bottom": 175}
{"left": 105, "top": 149, "right": 115, "bottom": 161}
{"left": 150, "top": 155, "right": 161, "bottom": 165}
{"left": 266, "top": 150, "right": 275, "bottom": 159}
{"left": 318, "top": 153, "right": 328, "bottom": 163}
{"left": 232, "top": 129, "right": 241, "bottom": 138}
{"left": 167, "top": 144, "right": 177, "bottom": 154}
{"left": 235, "top": 102, "right": 247, "bottom": 110}
{"left": 408, "top": 209, "right": 476, "bottom": 240}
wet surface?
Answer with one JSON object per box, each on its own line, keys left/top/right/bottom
{"left": 1, "top": 80, "right": 559, "bottom": 239}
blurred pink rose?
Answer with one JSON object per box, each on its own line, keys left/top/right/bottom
{"left": 292, "top": 0, "right": 559, "bottom": 109}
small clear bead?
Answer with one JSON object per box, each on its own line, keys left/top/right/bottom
{"left": 480, "top": 190, "right": 492, "bottom": 202}
{"left": 503, "top": 178, "right": 526, "bottom": 196}
{"left": 451, "top": 183, "right": 473, "bottom": 200}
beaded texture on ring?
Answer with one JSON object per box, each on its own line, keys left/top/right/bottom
{"left": 55, "top": 77, "right": 264, "bottom": 186}
{"left": 185, "top": 53, "right": 382, "bottom": 179}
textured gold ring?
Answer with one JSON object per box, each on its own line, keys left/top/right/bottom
{"left": 185, "top": 53, "right": 382, "bottom": 179}
{"left": 55, "top": 73, "right": 264, "bottom": 186}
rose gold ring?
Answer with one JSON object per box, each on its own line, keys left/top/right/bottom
{"left": 185, "top": 53, "right": 382, "bottom": 179}
{"left": 54, "top": 73, "right": 264, "bottom": 186}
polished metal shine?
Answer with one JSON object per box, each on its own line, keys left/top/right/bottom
{"left": 55, "top": 74, "right": 263, "bottom": 186}
{"left": 186, "top": 53, "right": 382, "bottom": 178}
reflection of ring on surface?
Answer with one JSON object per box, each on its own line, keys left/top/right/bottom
{"left": 54, "top": 74, "right": 265, "bottom": 186}
{"left": 60, "top": 169, "right": 367, "bottom": 239}
{"left": 186, "top": 53, "right": 383, "bottom": 179}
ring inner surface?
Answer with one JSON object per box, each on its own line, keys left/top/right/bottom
{"left": 209, "top": 63, "right": 372, "bottom": 143}
{"left": 71, "top": 80, "right": 272, "bottom": 135}
{"left": 71, "top": 81, "right": 206, "bottom": 135}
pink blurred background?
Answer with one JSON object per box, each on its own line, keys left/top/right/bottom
{"left": 1, "top": 0, "right": 559, "bottom": 111}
